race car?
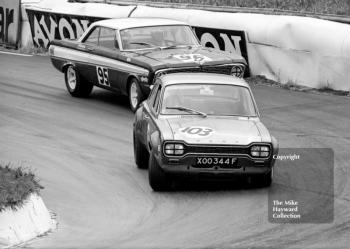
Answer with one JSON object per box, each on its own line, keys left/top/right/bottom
{"left": 48, "top": 18, "right": 247, "bottom": 111}
{"left": 133, "top": 73, "right": 278, "bottom": 191}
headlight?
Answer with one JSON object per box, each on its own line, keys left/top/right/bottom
{"left": 250, "top": 145, "right": 270, "bottom": 158}
{"left": 164, "top": 143, "right": 185, "bottom": 156}
{"left": 231, "top": 65, "right": 245, "bottom": 78}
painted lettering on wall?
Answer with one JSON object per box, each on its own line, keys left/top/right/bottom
{"left": 194, "top": 26, "right": 249, "bottom": 66}
{"left": 26, "top": 9, "right": 102, "bottom": 48}
{"left": 0, "top": 0, "right": 20, "bottom": 46}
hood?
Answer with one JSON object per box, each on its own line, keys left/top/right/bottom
{"left": 123, "top": 46, "right": 246, "bottom": 71}
{"left": 166, "top": 116, "right": 264, "bottom": 146}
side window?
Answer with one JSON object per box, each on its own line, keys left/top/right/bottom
{"left": 83, "top": 27, "right": 100, "bottom": 45}
{"left": 153, "top": 86, "right": 162, "bottom": 112}
{"left": 148, "top": 82, "right": 160, "bottom": 105}
{"left": 99, "top": 27, "right": 118, "bottom": 49}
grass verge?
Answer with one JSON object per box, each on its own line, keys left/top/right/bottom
{"left": 0, "top": 164, "right": 43, "bottom": 211}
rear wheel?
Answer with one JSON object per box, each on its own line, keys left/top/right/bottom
{"left": 133, "top": 132, "right": 149, "bottom": 169}
{"left": 65, "top": 66, "right": 93, "bottom": 97}
{"left": 148, "top": 153, "right": 171, "bottom": 191}
{"left": 128, "top": 78, "right": 143, "bottom": 112}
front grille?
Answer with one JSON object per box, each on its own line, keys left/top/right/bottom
{"left": 162, "top": 67, "right": 202, "bottom": 74}
{"left": 185, "top": 145, "right": 249, "bottom": 156}
{"left": 202, "top": 65, "right": 233, "bottom": 75}
{"left": 156, "top": 64, "right": 245, "bottom": 78}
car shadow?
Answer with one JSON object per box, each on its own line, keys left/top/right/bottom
{"left": 90, "top": 88, "right": 131, "bottom": 111}
{"left": 169, "top": 177, "right": 270, "bottom": 192}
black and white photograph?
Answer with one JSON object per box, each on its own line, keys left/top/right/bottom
{"left": 0, "top": 0, "right": 349, "bottom": 248}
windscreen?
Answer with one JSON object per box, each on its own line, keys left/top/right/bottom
{"left": 161, "top": 84, "right": 257, "bottom": 117}
{"left": 120, "top": 25, "right": 199, "bottom": 50}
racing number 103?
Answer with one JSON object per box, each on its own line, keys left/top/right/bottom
{"left": 181, "top": 127, "right": 213, "bottom": 136}
{"left": 96, "top": 66, "right": 110, "bottom": 86}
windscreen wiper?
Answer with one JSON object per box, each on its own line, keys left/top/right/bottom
{"left": 162, "top": 45, "right": 192, "bottom": 50}
{"left": 129, "top": 42, "right": 159, "bottom": 49}
{"left": 166, "top": 106, "right": 207, "bottom": 118}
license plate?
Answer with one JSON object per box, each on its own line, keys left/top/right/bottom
{"left": 196, "top": 157, "right": 237, "bottom": 167}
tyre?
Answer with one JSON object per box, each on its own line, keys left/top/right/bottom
{"left": 65, "top": 65, "right": 93, "bottom": 97}
{"left": 256, "top": 169, "right": 273, "bottom": 188}
{"left": 128, "top": 78, "right": 143, "bottom": 112}
{"left": 133, "top": 132, "right": 149, "bottom": 169}
{"left": 148, "top": 153, "right": 170, "bottom": 191}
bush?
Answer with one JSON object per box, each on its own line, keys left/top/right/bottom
{"left": 0, "top": 164, "right": 43, "bottom": 211}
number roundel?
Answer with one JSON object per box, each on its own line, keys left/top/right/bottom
{"left": 180, "top": 126, "right": 215, "bottom": 137}
{"left": 96, "top": 66, "right": 110, "bottom": 86}
{"left": 173, "top": 54, "right": 212, "bottom": 64}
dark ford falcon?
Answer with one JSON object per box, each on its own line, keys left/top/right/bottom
{"left": 133, "top": 73, "right": 278, "bottom": 191}
{"left": 49, "top": 18, "right": 247, "bottom": 111}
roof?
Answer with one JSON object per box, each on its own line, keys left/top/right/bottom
{"left": 92, "top": 18, "right": 188, "bottom": 30}
{"left": 160, "top": 73, "right": 250, "bottom": 88}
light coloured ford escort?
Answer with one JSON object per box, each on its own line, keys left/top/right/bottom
{"left": 48, "top": 18, "right": 246, "bottom": 112}
{"left": 133, "top": 73, "right": 278, "bottom": 191}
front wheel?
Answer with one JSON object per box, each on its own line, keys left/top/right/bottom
{"left": 65, "top": 66, "right": 93, "bottom": 97}
{"left": 128, "top": 78, "right": 143, "bottom": 112}
{"left": 133, "top": 131, "right": 149, "bottom": 169}
{"left": 148, "top": 153, "right": 171, "bottom": 191}
{"left": 255, "top": 169, "right": 273, "bottom": 188}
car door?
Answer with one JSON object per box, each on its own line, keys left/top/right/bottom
{"left": 92, "top": 27, "right": 122, "bottom": 91}
{"left": 147, "top": 84, "right": 162, "bottom": 150}
{"left": 75, "top": 26, "right": 100, "bottom": 82}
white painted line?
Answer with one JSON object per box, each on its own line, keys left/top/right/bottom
{"left": 0, "top": 51, "right": 33, "bottom": 57}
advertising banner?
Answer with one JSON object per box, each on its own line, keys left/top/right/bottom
{"left": 193, "top": 26, "right": 249, "bottom": 67}
{"left": 26, "top": 9, "right": 104, "bottom": 48}
{"left": 0, "top": 0, "right": 21, "bottom": 47}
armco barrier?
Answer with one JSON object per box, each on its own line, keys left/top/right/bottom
{"left": 0, "top": 0, "right": 21, "bottom": 48}
{"left": 131, "top": 6, "right": 350, "bottom": 91}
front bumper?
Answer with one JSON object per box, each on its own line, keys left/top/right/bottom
{"left": 158, "top": 155, "right": 274, "bottom": 178}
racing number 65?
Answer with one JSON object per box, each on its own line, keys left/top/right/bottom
{"left": 96, "top": 66, "right": 109, "bottom": 86}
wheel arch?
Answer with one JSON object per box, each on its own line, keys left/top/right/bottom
{"left": 61, "top": 62, "right": 76, "bottom": 73}
{"left": 149, "top": 130, "right": 161, "bottom": 155}
{"left": 126, "top": 75, "right": 139, "bottom": 96}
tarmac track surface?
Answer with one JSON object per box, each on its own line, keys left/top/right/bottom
{"left": 0, "top": 53, "right": 349, "bottom": 249}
